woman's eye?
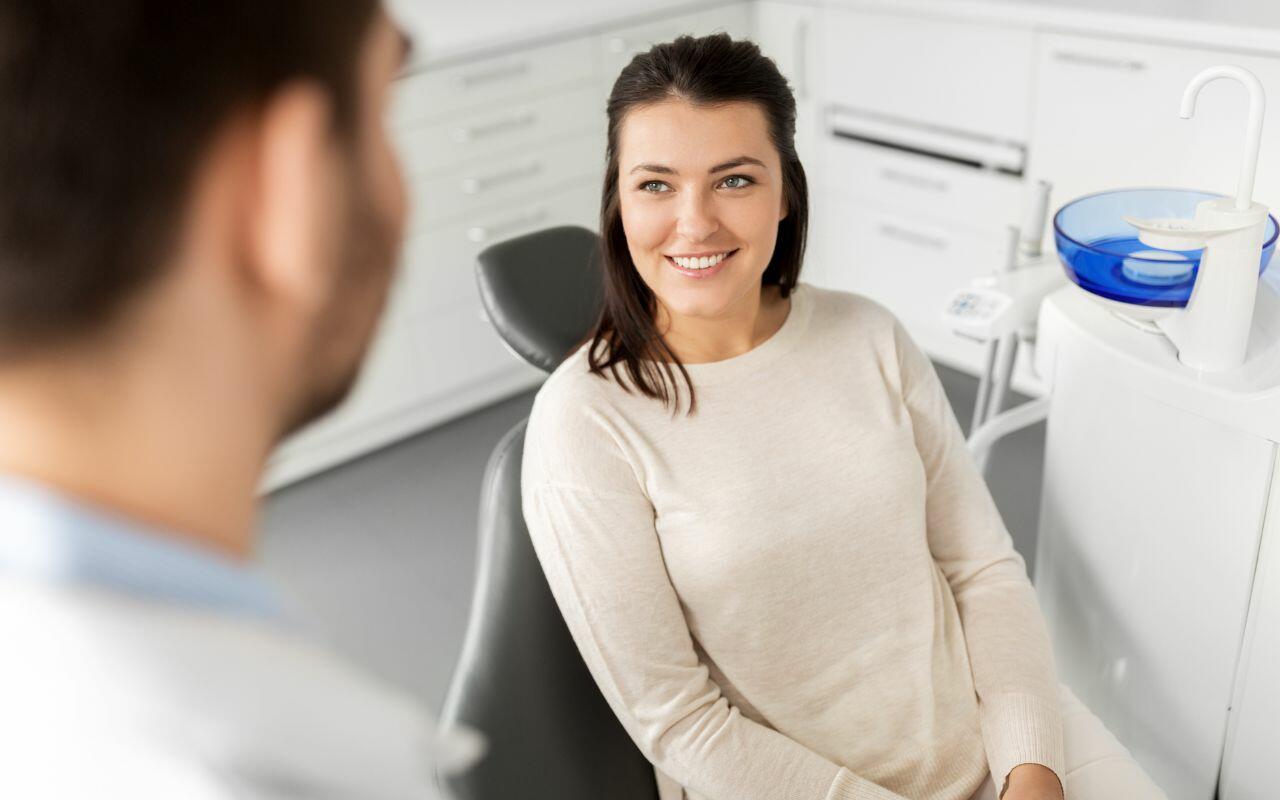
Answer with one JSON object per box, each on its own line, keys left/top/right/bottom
{"left": 640, "top": 181, "right": 670, "bottom": 193}
{"left": 720, "top": 175, "right": 754, "bottom": 189}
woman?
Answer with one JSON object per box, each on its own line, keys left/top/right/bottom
{"left": 520, "top": 33, "right": 1164, "bottom": 800}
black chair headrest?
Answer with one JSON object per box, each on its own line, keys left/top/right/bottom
{"left": 475, "top": 226, "right": 604, "bottom": 374}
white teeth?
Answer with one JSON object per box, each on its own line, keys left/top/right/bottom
{"left": 671, "top": 251, "right": 731, "bottom": 270}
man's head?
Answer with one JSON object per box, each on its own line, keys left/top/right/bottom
{"left": 0, "top": 1, "right": 411, "bottom": 440}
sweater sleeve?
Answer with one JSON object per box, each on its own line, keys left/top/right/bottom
{"left": 521, "top": 379, "right": 908, "bottom": 800}
{"left": 891, "top": 319, "right": 1066, "bottom": 789}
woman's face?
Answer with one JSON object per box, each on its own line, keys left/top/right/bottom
{"left": 617, "top": 99, "right": 788, "bottom": 323}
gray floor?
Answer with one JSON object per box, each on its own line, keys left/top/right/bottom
{"left": 261, "top": 362, "right": 1046, "bottom": 714}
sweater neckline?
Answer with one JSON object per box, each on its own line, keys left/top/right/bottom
{"left": 668, "top": 282, "right": 814, "bottom": 386}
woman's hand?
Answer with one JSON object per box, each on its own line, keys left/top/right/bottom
{"left": 1000, "top": 763, "right": 1064, "bottom": 800}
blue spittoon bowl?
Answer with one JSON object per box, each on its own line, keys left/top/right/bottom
{"left": 1053, "top": 188, "right": 1279, "bottom": 309}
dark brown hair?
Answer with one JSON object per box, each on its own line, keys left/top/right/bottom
{"left": 582, "top": 32, "right": 809, "bottom": 416}
{"left": 0, "top": 0, "right": 379, "bottom": 355}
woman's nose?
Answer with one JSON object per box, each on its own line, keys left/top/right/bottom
{"left": 674, "top": 189, "right": 720, "bottom": 242}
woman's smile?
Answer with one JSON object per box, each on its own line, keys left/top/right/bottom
{"left": 665, "top": 248, "right": 740, "bottom": 279}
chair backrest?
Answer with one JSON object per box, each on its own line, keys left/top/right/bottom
{"left": 438, "top": 226, "right": 659, "bottom": 800}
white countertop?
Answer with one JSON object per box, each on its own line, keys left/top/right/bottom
{"left": 389, "top": 0, "right": 1280, "bottom": 70}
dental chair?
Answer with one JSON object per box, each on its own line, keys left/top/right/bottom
{"left": 437, "top": 226, "right": 660, "bottom": 800}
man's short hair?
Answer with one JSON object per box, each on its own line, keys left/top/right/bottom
{"left": 0, "top": 1, "right": 379, "bottom": 353}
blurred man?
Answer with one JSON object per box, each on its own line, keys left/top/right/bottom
{"left": 0, "top": 2, "right": 477, "bottom": 796}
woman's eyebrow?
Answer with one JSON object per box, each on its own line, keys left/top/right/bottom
{"left": 628, "top": 156, "right": 766, "bottom": 175}
{"left": 708, "top": 156, "right": 765, "bottom": 173}
{"left": 630, "top": 163, "right": 676, "bottom": 175}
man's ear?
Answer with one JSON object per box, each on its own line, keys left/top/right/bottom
{"left": 243, "top": 81, "right": 339, "bottom": 315}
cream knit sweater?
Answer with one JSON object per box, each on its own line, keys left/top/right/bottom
{"left": 520, "top": 283, "right": 1064, "bottom": 800}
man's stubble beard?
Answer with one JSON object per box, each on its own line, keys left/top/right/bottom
{"left": 277, "top": 157, "right": 403, "bottom": 440}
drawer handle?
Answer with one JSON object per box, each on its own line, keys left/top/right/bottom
{"left": 467, "top": 208, "right": 550, "bottom": 243}
{"left": 453, "top": 61, "right": 531, "bottom": 89}
{"left": 453, "top": 112, "right": 537, "bottom": 143}
{"left": 460, "top": 161, "right": 544, "bottom": 195}
{"left": 1051, "top": 51, "right": 1146, "bottom": 72}
{"left": 879, "top": 168, "right": 949, "bottom": 193}
{"left": 878, "top": 223, "right": 948, "bottom": 251}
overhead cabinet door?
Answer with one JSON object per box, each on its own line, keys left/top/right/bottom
{"left": 823, "top": 8, "right": 1034, "bottom": 143}
{"left": 1027, "top": 32, "right": 1280, "bottom": 256}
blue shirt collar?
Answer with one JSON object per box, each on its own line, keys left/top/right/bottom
{"left": 0, "top": 474, "right": 283, "bottom": 620}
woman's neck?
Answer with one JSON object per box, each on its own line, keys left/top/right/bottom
{"left": 657, "top": 284, "right": 791, "bottom": 365}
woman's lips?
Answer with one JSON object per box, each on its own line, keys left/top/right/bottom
{"left": 665, "top": 249, "right": 738, "bottom": 279}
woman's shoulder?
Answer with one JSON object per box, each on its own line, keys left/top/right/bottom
{"left": 523, "top": 342, "right": 646, "bottom": 494}
{"left": 534, "top": 342, "right": 616, "bottom": 413}
{"left": 801, "top": 283, "right": 935, "bottom": 395}
{"left": 526, "top": 343, "right": 625, "bottom": 447}
{"left": 801, "top": 282, "right": 904, "bottom": 341}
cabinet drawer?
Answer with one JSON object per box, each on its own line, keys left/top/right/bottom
{"left": 407, "top": 297, "right": 539, "bottom": 405}
{"left": 825, "top": 197, "right": 1000, "bottom": 371}
{"left": 825, "top": 134, "right": 1024, "bottom": 236}
{"left": 392, "top": 36, "right": 595, "bottom": 125}
{"left": 388, "top": 180, "right": 601, "bottom": 322}
{"left": 823, "top": 8, "right": 1033, "bottom": 142}
{"left": 406, "top": 131, "right": 604, "bottom": 231}
{"left": 395, "top": 83, "right": 604, "bottom": 180}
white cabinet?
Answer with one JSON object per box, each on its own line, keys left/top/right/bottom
{"left": 1027, "top": 33, "right": 1280, "bottom": 256}
{"left": 598, "top": 3, "right": 751, "bottom": 91}
{"left": 822, "top": 8, "right": 1035, "bottom": 143}
{"left": 751, "top": 1, "right": 821, "bottom": 162}
{"left": 391, "top": 36, "right": 596, "bottom": 124}
{"left": 1034, "top": 322, "right": 1276, "bottom": 800}
{"left": 752, "top": 1, "right": 827, "bottom": 284}
{"left": 404, "top": 127, "right": 605, "bottom": 232}
{"left": 1219, "top": 473, "right": 1280, "bottom": 798}
{"left": 825, "top": 190, "right": 1001, "bottom": 373}
{"left": 395, "top": 85, "right": 603, "bottom": 185}
{"left": 825, "top": 134, "right": 1023, "bottom": 235}
{"left": 815, "top": 5, "right": 1037, "bottom": 387}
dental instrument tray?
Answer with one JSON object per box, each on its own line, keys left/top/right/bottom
{"left": 1053, "top": 187, "right": 1278, "bottom": 308}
